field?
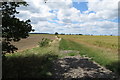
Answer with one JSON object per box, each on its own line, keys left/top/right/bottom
{"left": 59, "top": 35, "right": 118, "bottom": 51}
{"left": 3, "top": 34, "right": 119, "bottom": 79}
{"left": 59, "top": 35, "right": 119, "bottom": 73}
{"left": 11, "top": 34, "right": 55, "bottom": 52}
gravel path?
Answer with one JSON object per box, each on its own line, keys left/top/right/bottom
{"left": 51, "top": 55, "right": 118, "bottom": 79}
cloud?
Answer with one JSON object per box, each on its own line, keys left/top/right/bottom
{"left": 15, "top": 0, "right": 118, "bottom": 35}
{"left": 87, "top": 0, "right": 119, "bottom": 19}
{"left": 57, "top": 7, "right": 81, "bottom": 22}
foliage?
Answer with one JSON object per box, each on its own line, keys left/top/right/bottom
{"left": 55, "top": 32, "right": 58, "bottom": 35}
{"left": 1, "top": 2, "right": 34, "bottom": 54}
{"left": 39, "top": 38, "right": 51, "bottom": 47}
{"left": 2, "top": 41, "right": 18, "bottom": 53}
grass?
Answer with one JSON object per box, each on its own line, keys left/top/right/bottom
{"left": 59, "top": 52, "right": 79, "bottom": 58}
{"left": 2, "top": 39, "right": 59, "bottom": 79}
{"left": 59, "top": 35, "right": 118, "bottom": 51}
{"left": 2, "top": 34, "right": 119, "bottom": 78}
{"left": 59, "top": 38, "right": 119, "bottom": 74}
{"left": 68, "top": 53, "right": 78, "bottom": 56}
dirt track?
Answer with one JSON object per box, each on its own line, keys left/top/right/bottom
{"left": 49, "top": 37, "right": 118, "bottom": 79}
{"left": 52, "top": 55, "right": 118, "bottom": 79}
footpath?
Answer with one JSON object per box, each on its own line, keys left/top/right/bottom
{"left": 51, "top": 36, "right": 118, "bottom": 79}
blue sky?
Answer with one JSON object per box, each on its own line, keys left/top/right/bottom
{"left": 16, "top": 0, "right": 118, "bottom": 35}
{"left": 73, "top": 2, "right": 118, "bottom": 23}
{"left": 73, "top": 2, "right": 88, "bottom": 13}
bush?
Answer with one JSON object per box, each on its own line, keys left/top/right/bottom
{"left": 39, "top": 38, "right": 51, "bottom": 47}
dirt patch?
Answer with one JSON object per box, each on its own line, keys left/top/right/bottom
{"left": 11, "top": 34, "right": 55, "bottom": 52}
{"left": 51, "top": 55, "right": 118, "bottom": 79}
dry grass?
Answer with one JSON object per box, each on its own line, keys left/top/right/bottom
{"left": 59, "top": 35, "right": 118, "bottom": 52}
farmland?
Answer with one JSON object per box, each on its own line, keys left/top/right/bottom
{"left": 3, "top": 34, "right": 119, "bottom": 79}
{"left": 59, "top": 35, "right": 119, "bottom": 74}
{"left": 59, "top": 35, "right": 118, "bottom": 51}
{"left": 11, "top": 34, "right": 55, "bottom": 52}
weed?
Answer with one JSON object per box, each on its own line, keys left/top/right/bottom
{"left": 39, "top": 38, "right": 52, "bottom": 47}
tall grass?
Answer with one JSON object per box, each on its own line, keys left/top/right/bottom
{"left": 2, "top": 39, "right": 59, "bottom": 79}
{"left": 59, "top": 35, "right": 118, "bottom": 51}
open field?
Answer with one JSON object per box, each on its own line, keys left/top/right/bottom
{"left": 3, "top": 34, "right": 119, "bottom": 79}
{"left": 59, "top": 35, "right": 119, "bottom": 74}
{"left": 11, "top": 34, "right": 55, "bottom": 52}
{"left": 59, "top": 35, "right": 118, "bottom": 51}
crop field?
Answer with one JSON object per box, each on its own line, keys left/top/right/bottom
{"left": 11, "top": 34, "right": 55, "bottom": 52}
{"left": 59, "top": 35, "right": 118, "bottom": 51}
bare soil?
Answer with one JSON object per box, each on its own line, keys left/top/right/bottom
{"left": 11, "top": 34, "right": 55, "bottom": 52}
{"left": 51, "top": 55, "right": 118, "bottom": 79}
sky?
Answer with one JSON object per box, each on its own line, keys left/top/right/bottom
{"left": 16, "top": 0, "right": 119, "bottom": 35}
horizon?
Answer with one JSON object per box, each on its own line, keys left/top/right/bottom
{"left": 29, "top": 32, "right": 118, "bottom": 36}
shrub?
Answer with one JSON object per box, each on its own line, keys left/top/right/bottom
{"left": 39, "top": 38, "right": 51, "bottom": 47}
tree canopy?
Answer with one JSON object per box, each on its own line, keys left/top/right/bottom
{"left": 1, "top": 2, "right": 34, "bottom": 54}
{"left": 55, "top": 32, "right": 58, "bottom": 35}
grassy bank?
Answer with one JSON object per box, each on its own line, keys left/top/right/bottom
{"left": 2, "top": 39, "right": 59, "bottom": 79}
{"left": 59, "top": 38, "right": 119, "bottom": 74}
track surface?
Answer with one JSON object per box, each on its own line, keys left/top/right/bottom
{"left": 52, "top": 55, "right": 118, "bottom": 79}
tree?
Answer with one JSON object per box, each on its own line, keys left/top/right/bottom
{"left": 1, "top": 2, "right": 34, "bottom": 54}
{"left": 55, "top": 32, "right": 58, "bottom": 35}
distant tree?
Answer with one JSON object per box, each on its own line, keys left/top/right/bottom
{"left": 79, "top": 34, "right": 83, "bottom": 35}
{"left": 61, "top": 33, "right": 65, "bottom": 35}
{"left": 1, "top": 2, "right": 34, "bottom": 54}
{"left": 55, "top": 32, "right": 58, "bottom": 35}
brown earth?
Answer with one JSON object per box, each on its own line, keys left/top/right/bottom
{"left": 11, "top": 34, "right": 55, "bottom": 52}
